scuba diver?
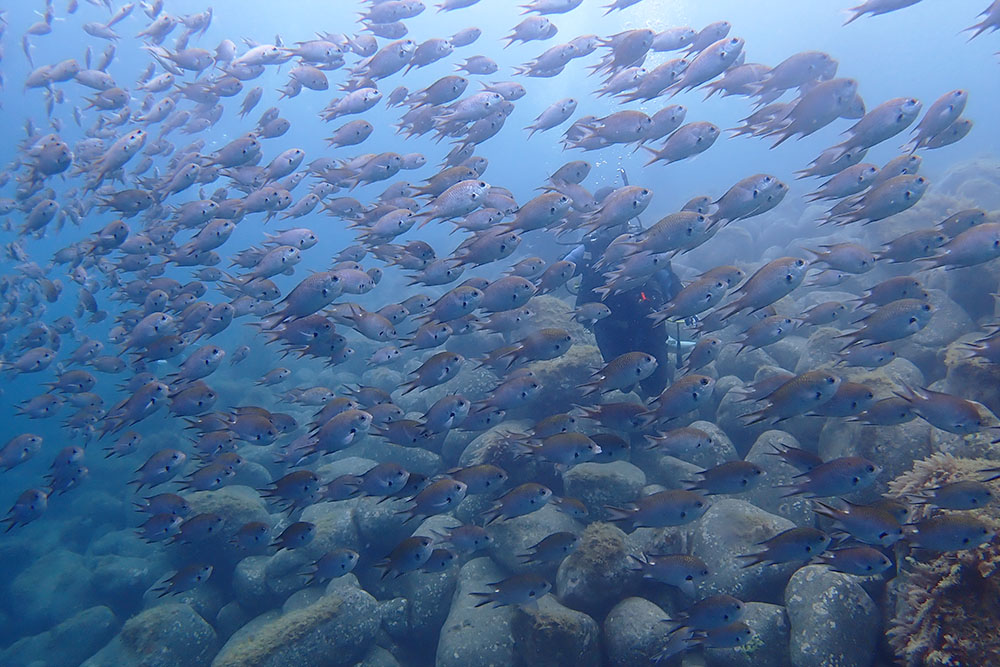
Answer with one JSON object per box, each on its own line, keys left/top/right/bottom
{"left": 565, "top": 169, "right": 682, "bottom": 398}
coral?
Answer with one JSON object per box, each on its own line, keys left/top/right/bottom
{"left": 886, "top": 453, "right": 1000, "bottom": 666}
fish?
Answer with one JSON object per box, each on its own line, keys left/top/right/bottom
{"left": 906, "top": 480, "right": 994, "bottom": 510}
{"left": 304, "top": 549, "right": 360, "bottom": 585}
{"left": 579, "top": 351, "right": 657, "bottom": 396}
{"left": 518, "top": 531, "right": 580, "bottom": 564}
{"left": 813, "top": 499, "right": 904, "bottom": 546}
{"left": 738, "top": 527, "right": 832, "bottom": 567}
{"left": 781, "top": 457, "right": 880, "bottom": 498}
{"left": 483, "top": 482, "right": 552, "bottom": 524}
{"left": 685, "top": 460, "right": 765, "bottom": 495}
{"left": 470, "top": 573, "right": 552, "bottom": 607}
{"left": 904, "top": 514, "right": 995, "bottom": 551}
{"left": 630, "top": 552, "right": 710, "bottom": 595}
{"left": 607, "top": 489, "right": 708, "bottom": 528}
{"left": 377, "top": 536, "right": 434, "bottom": 579}
{"left": 152, "top": 563, "right": 213, "bottom": 597}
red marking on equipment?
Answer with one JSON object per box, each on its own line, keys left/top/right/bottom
{"left": 639, "top": 291, "right": 647, "bottom": 301}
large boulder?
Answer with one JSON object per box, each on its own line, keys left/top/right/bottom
{"left": 90, "top": 554, "right": 166, "bottom": 617}
{"left": 2, "top": 605, "right": 119, "bottom": 667}
{"left": 785, "top": 565, "right": 879, "bottom": 667}
{"left": 818, "top": 419, "right": 932, "bottom": 501}
{"left": 691, "top": 499, "right": 797, "bottom": 604}
{"left": 897, "top": 288, "right": 976, "bottom": 378}
{"left": 715, "top": 381, "right": 774, "bottom": 454}
{"left": 435, "top": 558, "right": 517, "bottom": 667}
{"left": 211, "top": 576, "right": 379, "bottom": 667}
{"left": 556, "top": 522, "right": 639, "bottom": 618}
{"left": 743, "top": 430, "right": 816, "bottom": 526}
{"left": 9, "top": 549, "right": 96, "bottom": 634}
{"left": 176, "top": 486, "right": 273, "bottom": 569}
{"left": 563, "top": 461, "right": 646, "bottom": 522}
{"left": 487, "top": 503, "right": 581, "bottom": 574}
{"left": 943, "top": 339, "right": 1000, "bottom": 417}
{"left": 602, "top": 596, "right": 671, "bottom": 666}
{"left": 512, "top": 595, "right": 601, "bottom": 666}
{"left": 82, "top": 603, "right": 218, "bottom": 667}
{"left": 521, "top": 343, "right": 604, "bottom": 419}
{"left": 704, "top": 601, "right": 791, "bottom": 667}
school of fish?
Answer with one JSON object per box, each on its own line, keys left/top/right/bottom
{"left": 1, "top": 0, "right": 1000, "bottom": 664}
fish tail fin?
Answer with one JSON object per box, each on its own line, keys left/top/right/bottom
{"left": 604, "top": 505, "right": 634, "bottom": 522}
{"left": 737, "top": 552, "right": 766, "bottom": 568}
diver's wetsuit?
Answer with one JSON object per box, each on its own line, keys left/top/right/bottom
{"left": 568, "top": 226, "right": 681, "bottom": 398}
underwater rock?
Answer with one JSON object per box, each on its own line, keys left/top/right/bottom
{"left": 9, "top": 548, "right": 96, "bottom": 634}
{"left": 688, "top": 419, "right": 741, "bottom": 468}
{"left": 944, "top": 265, "right": 1000, "bottom": 322}
{"left": 361, "top": 366, "right": 407, "bottom": 396}
{"left": 230, "top": 460, "right": 273, "bottom": 490}
{"left": 139, "top": 579, "right": 228, "bottom": 637}
{"left": 710, "top": 375, "right": 744, "bottom": 414}
{"left": 1, "top": 605, "right": 119, "bottom": 667}
{"left": 91, "top": 554, "right": 167, "bottom": 616}
{"left": 818, "top": 418, "right": 932, "bottom": 501}
{"left": 793, "top": 327, "right": 843, "bottom": 374}
{"left": 87, "top": 528, "right": 155, "bottom": 559}
{"left": 563, "top": 460, "right": 646, "bottom": 521}
{"left": 942, "top": 338, "right": 1000, "bottom": 417}
{"left": 212, "top": 576, "right": 379, "bottom": 667}
{"left": 931, "top": 425, "right": 1000, "bottom": 460}
{"left": 82, "top": 603, "right": 218, "bottom": 667}
{"left": 511, "top": 595, "right": 601, "bottom": 666}
{"left": 767, "top": 335, "right": 807, "bottom": 375}
{"left": 377, "top": 596, "right": 410, "bottom": 645}
{"left": 439, "top": 427, "right": 479, "bottom": 467}
{"left": 215, "top": 600, "right": 252, "bottom": 643}
{"left": 715, "top": 382, "right": 772, "bottom": 454}
{"left": 527, "top": 295, "right": 594, "bottom": 342}
{"left": 898, "top": 288, "right": 976, "bottom": 377}
{"left": 691, "top": 498, "right": 798, "bottom": 604}
{"left": 371, "top": 515, "right": 465, "bottom": 650}
{"left": 636, "top": 419, "right": 740, "bottom": 477}
{"left": 556, "top": 521, "right": 638, "bottom": 618}
{"left": 233, "top": 556, "right": 280, "bottom": 614}
{"left": 259, "top": 544, "right": 316, "bottom": 601}
{"left": 886, "top": 453, "right": 1000, "bottom": 666}
{"left": 487, "top": 503, "right": 581, "bottom": 574}
{"left": 785, "top": 565, "right": 879, "bottom": 667}
{"left": 744, "top": 430, "right": 816, "bottom": 526}
{"left": 715, "top": 344, "right": 782, "bottom": 382}
{"left": 639, "top": 455, "right": 701, "bottom": 492}
{"left": 225, "top": 501, "right": 362, "bottom": 605}
{"left": 358, "top": 645, "right": 401, "bottom": 667}
{"left": 340, "top": 438, "right": 442, "bottom": 476}
{"left": 602, "top": 596, "right": 671, "bottom": 667}
{"left": 402, "top": 560, "right": 460, "bottom": 647}
{"left": 316, "top": 456, "right": 377, "bottom": 482}
{"left": 840, "top": 356, "right": 926, "bottom": 391}
{"left": 353, "top": 494, "right": 417, "bottom": 557}
{"left": 520, "top": 343, "right": 604, "bottom": 418}
{"left": 300, "top": 498, "right": 362, "bottom": 555}
{"left": 179, "top": 486, "right": 273, "bottom": 567}
{"left": 704, "top": 602, "right": 791, "bottom": 667}
{"left": 435, "top": 557, "right": 517, "bottom": 667}
{"left": 458, "top": 419, "right": 544, "bottom": 487}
